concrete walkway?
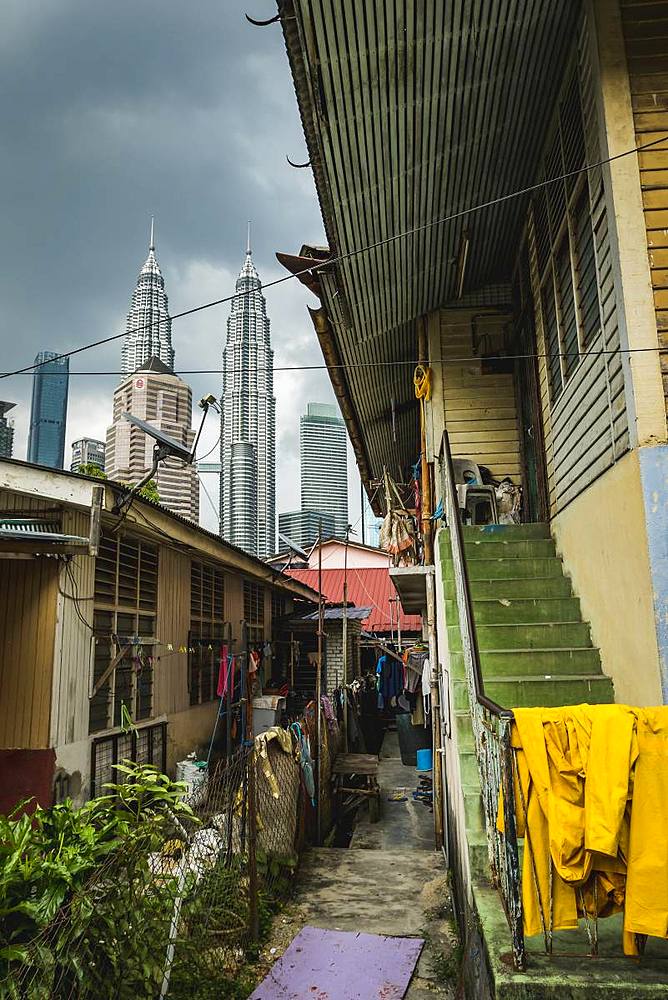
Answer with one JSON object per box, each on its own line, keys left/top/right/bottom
{"left": 293, "top": 730, "right": 457, "bottom": 998}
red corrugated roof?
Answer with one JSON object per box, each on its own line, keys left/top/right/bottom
{"left": 286, "top": 567, "right": 422, "bottom": 634}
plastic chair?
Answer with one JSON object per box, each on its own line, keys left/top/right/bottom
{"left": 452, "top": 458, "right": 498, "bottom": 525}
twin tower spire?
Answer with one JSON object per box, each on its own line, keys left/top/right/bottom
{"left": 119, "top": 219, "right": 276, "bottom": 557}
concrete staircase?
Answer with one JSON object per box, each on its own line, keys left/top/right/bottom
{"left": 442, "top": 522, "right": 614, "bottom": 884}
{"left": 441, "top": 524, "right": 668, "bottom": 995}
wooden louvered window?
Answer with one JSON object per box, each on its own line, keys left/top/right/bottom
{"left": 244, "top": 580, "right": 265, "bottom": 647}
{"left": 189, "top": 561, "right": 226, "bottom": 705}
{"left": 90, "top": 533, "right": 158, "bottom": 735}
{"left": 531, "top": 61, "right": 602, "bottom": 404}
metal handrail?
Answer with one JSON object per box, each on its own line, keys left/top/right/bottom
{"left": 439, "top": 429, "right": 526, "bottom": 970}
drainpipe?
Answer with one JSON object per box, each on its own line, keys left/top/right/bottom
{"left": 426, "top": 568, "right": 444, "bottom": 850}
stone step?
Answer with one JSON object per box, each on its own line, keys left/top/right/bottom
{"left": 443, "top": 575, "right": 573, "bottom": 600}
{"left": 446, "top": 556, "right": 565, "bottom": 580}
{"left": 453, "top": 674, "right": 614, "bottom": 712}
{"left": 460, "top": 523, "right": 552, "bottom": 542}
{"left": 448, "top": 621, "right": 592, "bottom": 651}
{"left": 449, "top": 646, "right": 603, "bottom": 679}
{"left": 463, "top": 783, "right": 485, "bottom": 834}
{"left": 459, "top": 538, "right": 557, "bottom": 560}
{"left": 468, "top": 832, "right": 491, "bottom": 882}
{"left": 446, "top": 596, "right": 582, "bottom": 624}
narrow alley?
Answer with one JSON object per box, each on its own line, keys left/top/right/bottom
{"left": 254, "top": 729, "right": 458, "bottom": 999}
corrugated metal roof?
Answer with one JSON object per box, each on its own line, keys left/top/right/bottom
{"left": 285, "top": 567, "right": 422, "bottom": 633}
{"left": 0, "top": 519, "right": 88, "bottom": 545}
{"left": 297, "top": 605, "right": 372, "bottom": 621}
{"left": 280, "top": 0, "right": 579, "bottom": 480}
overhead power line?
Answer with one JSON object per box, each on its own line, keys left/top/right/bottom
{"left": 5, "top": 344, "right": 667, "bottom": 378}
{"left": 1, "top": 131, "right": 667, "bottom": 384}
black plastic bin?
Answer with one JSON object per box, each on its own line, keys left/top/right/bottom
{"left": 396, "top": 712, "right": 432, "bottom": 766}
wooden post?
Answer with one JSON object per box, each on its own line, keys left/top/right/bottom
{"left": 289, "top": 630, "right": 295, "bottom": 689}
{"left": 417, "top": 318, "right": 433, "bottom": 565}
{"left": 226, "top": 621, "right": 232, "bottom": 763}
{"left": 426, "top": 571, "right": 444, "bottom": 849}
{"left": 316, "top": 522, "right": 324, "bottom": 846}
{"left": 342, "top": 524, "right": 350, "bottom": 753}
{"left": 244, "top": 619, "right": 259, "bottom": 942}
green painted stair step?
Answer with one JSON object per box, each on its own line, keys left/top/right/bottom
{"left": 456, "top": 538, "right": 557, "bottom": 560}
{"left": 443, "top": 575, "right": 574, "bottom": 600}
{"left": 446, "top": 596, "right": 582, "bottom": 624}
{"left": 453, "top": 674, "right": 614, "bottom": 711}
{"left": 448, "top": 646, "right": 603, "bottom": 679}
{"left": 448, "top": 620, "right": 592, "bottom": 651}
{"left": 460, "top": 523, "right": 552, "bottom": 542}
{"left": 444, "top": 555, "right": 565, "bottom": 580}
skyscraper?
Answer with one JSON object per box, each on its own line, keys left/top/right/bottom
{"left": 220, "top": 234, "right": 276, "bottom": 558}
{"left": 28, "top": 352, "right": 69, "bottom": 469}
{"left": 105, "top": 357, "right": 198, "bottom": 523}
{"left": 71, "top": 438, "right": 106, "bottom": 473}
{"left": 121, "top": 220, "right": 174, "bottom": 375}
{"left": 300, "top": 402, "right": 348, "bottom": 537}
{"left": 0, "top": 402, "right": 16, "bottom": 459}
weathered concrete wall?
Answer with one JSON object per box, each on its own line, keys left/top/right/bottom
{"left": 552, "top": 449, "right": 663, "bottom": 706}
{"left": 638, "top": 445, "right": 668, "bottom": 702}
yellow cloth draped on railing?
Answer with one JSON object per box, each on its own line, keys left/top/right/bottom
{"left": 497, "top": 704, "right": 668, "bottom": 954}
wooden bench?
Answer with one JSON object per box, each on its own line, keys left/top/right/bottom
{"left": 331, "top": 753, "right": 381, "bottom": 823}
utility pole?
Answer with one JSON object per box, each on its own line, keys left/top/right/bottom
{"left": 316, "top": 521, "right": 324, "bottom": 846}
{"left": 342, "top": 523, "right": 351, "bottom": 752}
{"left": 244, "top": 619, "right": 259, "bottom": 941}
{"left": 360, "top": 480, "right": 366, "bottom": 545}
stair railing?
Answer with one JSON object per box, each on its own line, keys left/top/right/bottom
{"left": 439, "top": 430, "right": 526, "bottom": 970}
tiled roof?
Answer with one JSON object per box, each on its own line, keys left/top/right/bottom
{"left": 285, "top": 567, "right": 422, "bottom": 634}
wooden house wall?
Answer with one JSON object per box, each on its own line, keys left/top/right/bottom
{"left": 49, "top": 510, "right": 95, "bottom": 749}
{"left": 0, "top": 558, "right": 58, "bottom": 749}
{"left": 154, "top": 544, "right": 191, "bottom": 717}
{"left": 620, "top": 0, "right": 668, "bottom": 413}
{"left": 438, "top": 309, "right": 522, "bottom": 483}
{"left": 532, "top": 15, "right": 630, "bottom": 514}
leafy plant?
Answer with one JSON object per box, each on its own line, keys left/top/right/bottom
{"left": 0, "top": 762, "right": 195, "bottom": 998}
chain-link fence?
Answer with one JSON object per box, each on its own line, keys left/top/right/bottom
{"left": 1, "top": 707, "right": 339, "bottom": 1000}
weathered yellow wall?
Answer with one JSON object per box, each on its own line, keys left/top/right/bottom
{"left": 552, "top": 449, "right": 662, "bottom": 706}
{"left": 165, "top": 702, "right": 219, "bottom": 773}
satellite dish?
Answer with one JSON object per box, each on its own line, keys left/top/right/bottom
{"left": 122, "top": 412, "right": 193, "bottom": 463}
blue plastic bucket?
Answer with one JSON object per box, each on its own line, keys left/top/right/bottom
{"left": 416, "top": 748, "right": 433, "bottom": 772}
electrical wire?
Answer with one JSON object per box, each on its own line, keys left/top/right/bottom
{"left": 194, "top": 434, "right": 222, "bottom": 462}
{"left": 2, "top": 131, "right": 666, "bottom": 383}
{"left": 197, "top": 472, "right": 220, "bottom": 524}
{"left": 6, "top": 343, "right": 667, "bottom": 378}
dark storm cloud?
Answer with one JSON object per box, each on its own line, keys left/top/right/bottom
{"left": 0, "top": 0, "right": 360, "bottom": 528}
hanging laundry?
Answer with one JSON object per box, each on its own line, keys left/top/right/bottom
{"left": 497, "top": 704, "right": 668, "bottom": 955}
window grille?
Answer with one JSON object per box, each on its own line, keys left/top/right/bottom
{"left": 90, "top": 722, "right": 167, "bottom": 797}
{"left": 89, "top": 533, "right": 158, "bottom": 734}
{"left": 244, "top": 580, "right": 265, "bottom": 647}
{"left": 189, "top": 560, "right": 226, "bottom": 705}
{"left": 530, "top": 62, "right": 602, "bottom": 403}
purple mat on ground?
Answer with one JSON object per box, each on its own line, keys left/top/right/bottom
{"left": 249, "top": 925, "right": 424, "bottom": 1000}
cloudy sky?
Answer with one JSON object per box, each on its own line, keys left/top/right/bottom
{"left": 0, "top": 0, "right": 363, "bottom": 534}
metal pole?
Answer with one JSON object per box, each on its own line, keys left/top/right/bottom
{"left": 425, "top": 570, "right": 444, "bottom": 849}
{"left": 244, "top": 619, "right": 259, "bottom": 942}
{"left": 499, "top": 716, "right": 526, "bottom": 970}
{"left": 226, "top": 621, "right": 232, "bottom": 763}
{"left": 289, "top": 630, "right": 295, "bottom": 689}
{"left": 316, "top": 521, "right": 324, "bottom": 846}
{"left": 417, "top": 319, "right": 433, "bottom": 565}
{"left": 360, "top": 480, "right": 366, "bottom": 546}
{"left": 342, "top": 524, "right": 350, "bottom": 753}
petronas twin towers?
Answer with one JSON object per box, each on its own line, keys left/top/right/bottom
{"left": 117, "top": 222, "right": 276, "bottom": 557}
{"left": 219, "top": 231, "right": 276, "bottom": 558}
